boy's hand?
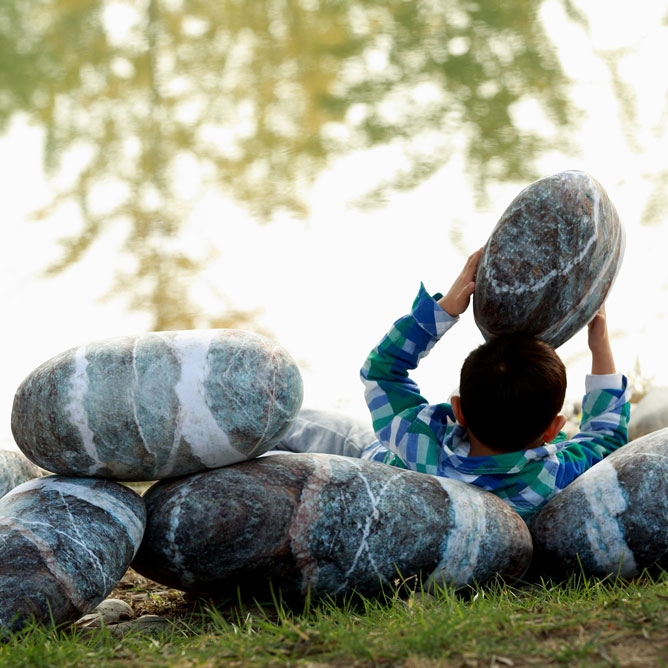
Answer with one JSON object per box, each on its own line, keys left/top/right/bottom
{"left": 438, "top": 248, "right": 483, "bottom": 317}
{"left": 588, "top": 305, "right": 616, "bottom": 375}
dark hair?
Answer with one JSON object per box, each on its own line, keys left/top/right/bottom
{"left": 459, "top": 333, "right": 566, "bottom": 452}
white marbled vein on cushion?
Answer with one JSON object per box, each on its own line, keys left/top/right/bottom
{"left": 333, "top": 460, "right": 405, "bottom": 595}
{"left": 2, "top": 478, "right": 145, "bottom": 552}
{"left": 581, "top": 459, "right": 637, "bottom": 577}
{"left": 130, "top": 335, "right": 149, "bottom": 456}
{"left": 540, "top": 199, "right": 625, "bottom": 344}
{"left": 66, "top": 345, "right": 99, "bottom": 475}
{"left": 427, "top": 478, "right": 485, "bottom": 588}
{"left": 482, "top": 182, "right": 600, "bottom": 295}
{"left": 168, "top": 331, "right": 234, "bottom": 468}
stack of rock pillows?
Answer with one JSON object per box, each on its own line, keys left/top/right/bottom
{"left": 3, "top": 170, "right": 668, "bottom": 634}
{"left": 1, "top": 327, "right": 533, "bottom": 631}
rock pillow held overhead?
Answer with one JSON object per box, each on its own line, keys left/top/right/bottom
{"left": 11, "top": 329, "right": 303, "bottom": 480}
{"left": 474, "top": 170, "right": 624, "bottom": 348}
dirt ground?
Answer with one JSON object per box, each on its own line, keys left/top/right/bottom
{"left": 108, "top": 568, "right": 194, "bottom": 618}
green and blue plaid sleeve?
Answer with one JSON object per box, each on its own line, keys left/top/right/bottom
{"left": 554, "top": 374, "right": 631, "bottom": 487}
{"left": 360, "top": 284, "right": 458, "bottom": 473}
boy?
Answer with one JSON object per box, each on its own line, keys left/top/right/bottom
{"left": 360, "top": 248, "right": 631, "bottom": 521}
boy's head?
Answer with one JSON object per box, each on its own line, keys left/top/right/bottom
{"left": 458, "top": 333, "right": 567, "bottom": 452}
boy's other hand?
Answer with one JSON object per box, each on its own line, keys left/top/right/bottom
{"left": 588, "top": 306, "right": 607, "bottom": 345}
{"left": 438, "top": 247, "right": 483, "bottom": 317}
{"left": 588, "top": 305, "right": 616, "bottom": 375}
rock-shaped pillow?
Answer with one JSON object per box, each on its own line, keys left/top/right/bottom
{"left": 529, "top": 428, "right": 668, "bottom": 579}
{"left": 0, "top": 476, "right": 145, "bottom": 632}
{"left": 11, "top": 329, "right": 303, "bottom": 480}
{"left": 132, "top": 453, "right": 532, "bottom": 599}
{"left": 474, "top": 170, "right": 624, "bottom": 348}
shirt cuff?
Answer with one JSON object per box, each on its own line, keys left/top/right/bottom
{"left": 413, "top": 283, "right": 459, "bottom": 337}
{"left": 585, "top": 373, "right": 625, "bottom": 392}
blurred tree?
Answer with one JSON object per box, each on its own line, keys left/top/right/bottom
{"left": 0, "top": 0, "right": 576, "bottom": 329}
{"left": 597, "top": 44, "right": 668, "bottom": 228}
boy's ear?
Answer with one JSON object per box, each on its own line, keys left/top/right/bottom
{"left": 451, "top": 395, "right": 466, "bottom": 426}
{"left": 543, "top": 414, "right": 567, "bottom": 443}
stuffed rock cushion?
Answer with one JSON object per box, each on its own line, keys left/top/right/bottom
{"left": 132, "top": 453, "right": 533, "bottom": 599}
{"left": 0, "top": 476, "right": 145, "bottom": 632}
{"left": 529, "top": 428, "right": 668, "bottom": 579}
{"left": 473, "top": 170, "right": 624, "bottom": 348}
{"left": 11, "top": 329, "right": 303, "bottom": 480}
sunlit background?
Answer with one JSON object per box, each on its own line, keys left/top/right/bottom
{"left": 2, "top": 0, "right": 668, "bottom": 448}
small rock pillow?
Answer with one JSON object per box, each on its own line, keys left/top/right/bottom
{"left": 0, "top": 476, "right": 146, "bottom": 632}
{"left": 11, "top": 329, "right": 304, "bottom": 480}
{"left": 529, "top": 427, "right": 668, "bottom": 579}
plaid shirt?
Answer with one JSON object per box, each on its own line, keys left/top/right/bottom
{"left": 360, "top": 284, "right": 631, "bottom": 521}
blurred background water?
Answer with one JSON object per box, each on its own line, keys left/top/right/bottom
{"left": 2, "top": 0, "right": 667, "bottom": 447}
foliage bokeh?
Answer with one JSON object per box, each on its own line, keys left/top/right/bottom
{"left": 0, "top": 0, "right": 577, "bottom": 329}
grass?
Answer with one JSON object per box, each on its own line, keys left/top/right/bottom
{"left": 2, "top": 572, "right": 668, "bottom": 667}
